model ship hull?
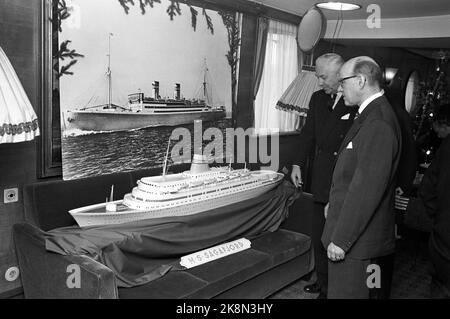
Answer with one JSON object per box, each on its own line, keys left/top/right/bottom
{"left": 69, "top": 173, "right": 284, "bottom": 227}
{"left": 67, "top": 109, "right": 226, "bottom": 132}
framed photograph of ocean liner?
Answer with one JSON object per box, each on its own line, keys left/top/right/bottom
{"left": 42, "top": 0, "right": 241, "bottom": 180}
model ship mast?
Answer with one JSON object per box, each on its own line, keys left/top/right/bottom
{"left": 105, "top": 184, "right": 114, "bottom": 203}
{"left": 106, "top": 33, "right": 113, "bottom": 109}
{"left": 162, "top": 138, "right": 171, "bottom": 179}
{"left": 203, "top": 58, "right": 208, "bottom": 103}
{"left": 109, "top": 184, "right": 114, "bottom": 202}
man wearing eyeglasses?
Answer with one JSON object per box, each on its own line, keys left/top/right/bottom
{"left": 290, "top": 53, "right": 357, "bottom": 298}
{"left": 321, "top": 56, "right": 401, "bottom": 299}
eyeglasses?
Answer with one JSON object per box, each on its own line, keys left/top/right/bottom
{"left": 338, "top": 75, "right": 358, "bottom": 84}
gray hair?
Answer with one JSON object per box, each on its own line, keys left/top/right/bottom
{"left": 316, "top": 53, "right": 344, "bottom": 68}
{"left": 352, "top": 56, "right": 382, "bottom": 86}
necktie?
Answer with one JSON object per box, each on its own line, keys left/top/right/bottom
{"left": 327, "top": 95, "right": 334, "bottom": 112}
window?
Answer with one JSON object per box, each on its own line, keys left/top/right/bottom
{"left": 405, "top": 70, "right": 420, "bottom": 115}
{"left": 254, "top": 19, "right": 298, "bottom": 134}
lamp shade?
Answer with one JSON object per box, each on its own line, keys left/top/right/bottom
{"left": 276, "top": 68, "right": 320, "bottom": 117}
{"left": 0, "top": 46, "right": 39, "bottom": 144}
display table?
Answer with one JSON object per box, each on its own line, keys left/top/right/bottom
{"left": 13, "top": 168, "right": 314, "bottom": 298}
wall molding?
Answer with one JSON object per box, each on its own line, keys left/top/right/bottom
{"left": 325, "top": 14, "right": 450, "bottom": 40}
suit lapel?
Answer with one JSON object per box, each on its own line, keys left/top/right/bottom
{"left": 317, "top": 98, "right": 354, "bottom": 148}
{"left": 338, "top": 120, "right": 362, "bottom": 154}
{"left": 337, "top": 97, "right": 382, "bottom": 154}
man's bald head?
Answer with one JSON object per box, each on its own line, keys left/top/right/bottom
{"left": 338, "top": 56, "right": 383, "bottom": 106}
{"left": 344, "top": 56, "right": 382, "bottom": 87}
{"left": 315, "top": 53, "right": 344, "bottom": 94}
{"left": 316, "top": 53, "right": 344, "bottom": 69}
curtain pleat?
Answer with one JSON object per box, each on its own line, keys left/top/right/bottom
{"left": 254, "top": 20, "right": 298, "bottom": 134}
{"left": 252, "top": 17, "right": 269, "bottom": 100}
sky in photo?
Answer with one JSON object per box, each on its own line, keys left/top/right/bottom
{"left": 59, "top": 0, "right": 232, "bottom": 113}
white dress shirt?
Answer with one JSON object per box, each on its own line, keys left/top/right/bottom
{"left": 331, "top": 92, "right": 342, "bottom": 110}
{"left": 358, "top": 90, "right": 384, "bottom": 114}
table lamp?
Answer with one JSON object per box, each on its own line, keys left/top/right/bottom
{"left": 276, "top": 65, "right": 320, "bottom": 129}
{"left": 0, "top": 46, "right": 40, "bottom": 144}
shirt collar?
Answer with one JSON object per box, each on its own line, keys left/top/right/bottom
{"left": 359, "top": 90, "right": 384, "bottom": 114}
{"left": 331, "top": 92, "right": 342, "bottom": 110}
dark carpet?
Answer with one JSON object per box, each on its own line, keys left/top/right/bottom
{"left": 269, "top": 229, "right": 433, "bottom": 299}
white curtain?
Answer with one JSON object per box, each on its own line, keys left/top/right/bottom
{"left": 254, "top": 19, "right": 298, "bottom": 134}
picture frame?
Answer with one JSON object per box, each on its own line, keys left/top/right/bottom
{"left": 38, "top": 0, "right": 62, "bottom": 178}
{"left": 37, "top": 0, "right": 241, "bottom": 179}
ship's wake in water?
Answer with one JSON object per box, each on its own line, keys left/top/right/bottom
{"left": 61, "top": 118, "right": 233, "bottom": 181}
{"left": 63, "top": 126, "right": 159, "bottom": 137}
{"left": 63, "top": 128, "right": 115, "bottom": 137}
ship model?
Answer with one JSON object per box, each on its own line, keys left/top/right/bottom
{"left": 69, "top": 147, "right": 284, "bottom": 227}
{"left": 65, "top": 35, "right": 225, "bottom": 132}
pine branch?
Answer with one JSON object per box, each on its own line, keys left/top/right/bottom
{"left": 166, "top": 0, "right": 181, "bottom": 20}
{"left": 189, "top": 6, "right": 198, "bottom": 31}
{"left": 139, "top": 0, "right": 161, "bottom": 14}
{"left": 219, "top": 11, "right": 240, "bottom": 70}
{"left": 54, "top": 40, "right": 84, "bottom": 78}
{"left": 116, "top": 0, "right": 214, "bottom": 33}
{"left": 55, "top": 40, "right": 85, "bottom": 61}
{"left": 218, "top": 10, "right": 240, "bottom": 120}
{"left": 50, "top": 0, "right": 71, "bottom": 32}
{"left": 58, "top": 60, "right": 78, "bottom": 79}
{"left": 202, "top": 8, "right": 214, "bottom": 34}
{"left": 118, "top": 0, "right": 135, "bottom": 14}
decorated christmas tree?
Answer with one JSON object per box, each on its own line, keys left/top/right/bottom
{"left": 413, "top": 50, "right": 450, "bottom": 167}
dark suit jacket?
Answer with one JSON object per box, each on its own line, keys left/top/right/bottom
{"left": 419, "top": 135, "right": 450, "bottom": 262}
{"left": 384, "top": 90, "right": 418, "bottom": 195}
{"left": 392, "top": 106, "right": 418, "bottom": 195}
{"left": 321, "top": 95, "right": 402, "bottom": 259}
{"left": 294, "top": 90, "right": 357, "bottom": 204}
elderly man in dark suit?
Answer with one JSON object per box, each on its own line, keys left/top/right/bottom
{"left": 291, "top": 53, "right": 357, "bottom": 298}
{"left": 321, "top": 56, "right": 401, "bottom": 299}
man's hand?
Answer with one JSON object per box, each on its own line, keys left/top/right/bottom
{"left": 327, "top": 242, "right": 345, "bottom": 261}
{"left": 324, "top": 202, "right": 329, "bottom": 219}
{"left": 290, "top": 165, "right": 303, "bottom": 188}
{"left": 395, "top": 187, "right": 409, "bottom": 211}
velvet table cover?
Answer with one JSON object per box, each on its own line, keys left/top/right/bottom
{"left": 44, "top": 181, "right": 300, "bottom": 287}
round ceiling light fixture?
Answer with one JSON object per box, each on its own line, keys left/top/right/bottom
{"left": 316, "top": 2, "right": 361, "bottom": 11}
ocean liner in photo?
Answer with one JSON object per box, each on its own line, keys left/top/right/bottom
{"left": 64, "top": 37, "right": 226, "bottom": 132}
{"left": 69, "top": 153, "right": 284, "bottom": 227}
{"left": 66, "top": 81, "right": 226, "bottom": 132}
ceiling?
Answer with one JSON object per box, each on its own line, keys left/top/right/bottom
{"left": 250, "top": 0, "right": 450, "bottom": 55}
{"left": 254, "top": 0, "right": 450, "bottom": 20}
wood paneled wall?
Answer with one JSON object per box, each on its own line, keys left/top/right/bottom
{"left": 0, "top": 0, "right": 40, "bottom": 297}
{"left": 314, "top": 40, "right": 434, "bottom": 106}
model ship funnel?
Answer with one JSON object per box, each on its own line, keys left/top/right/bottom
{"left": 109, "top": 184, "right": 114, "bottom": 202}
{"left": 190, "top": 154, "right": 210, "bottom": 174}
{"left": 174, "top": 83, "right": 181, "bottom": 100}
{"left": 152, "top": 81, "right": 160, "bottom": 99}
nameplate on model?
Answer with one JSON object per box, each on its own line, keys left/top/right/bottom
{"left": 180, "top": 238, "right": 251, "bottom": 269}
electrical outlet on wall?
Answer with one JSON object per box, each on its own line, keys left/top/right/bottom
{"left": 4, "top": 188, "right": 19, "bottom": 203}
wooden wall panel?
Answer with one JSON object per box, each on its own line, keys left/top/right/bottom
{"left": 314, "top": 40, "right": 434, "bottom": 104}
